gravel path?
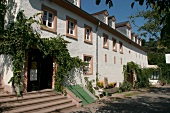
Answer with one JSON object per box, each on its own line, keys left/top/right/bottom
{"left": 63, "top": 85, "right": 170, "bottom": 113}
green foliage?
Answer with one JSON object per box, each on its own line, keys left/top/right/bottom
{"left": 123, "top": 61, "right": 151, "bottom": 89}
{"left": 95, "top": 0, "right": 113, "bottom": 8}
{"left": 0, "top": 10, "right": 84, "bottom": 96}
{"left": 84, "top": 77, "right": 95, "bottom": 94}
{"left": 0, "top": 0, "right": 6, "bottom": 32}
{"left": 118, "top": 81, "right": 132, "bottom": 92}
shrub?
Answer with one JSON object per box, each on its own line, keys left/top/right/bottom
{"left": 118, "top": 81, "right": 132, "bottom": 92}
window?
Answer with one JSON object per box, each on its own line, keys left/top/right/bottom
{"left": 127, "top": 29, "right": 131, "bottom": 38}
{"left": 66, "top": 16, "right": 77, "bottom": 39}
{"left": 119, "top": 41, "right": 123, "bottom": 54}
{"left": 105, "top": 54, "right": 107, "bottom": 62}
{"left": 112, "top": 38, "right": 117, "bottom": 52}
{"left": 84, "top": 25, "right": 92, "bottom": 44}
{"left": 41, "top": 5, "right": 57, "bottom": 33}
{"left": 150, "top": 71, "right": 160, "bottom": 80}
{"left": 112, "top": 21, "right": 115, "bottom": 29}
{"left": 103, "top": 33, "right": 109, "bottom": 49}
{"left": 114, "top": 56, "right": 116, "bottom": 64}
{"left": 83, "top": 55, "right": 93, "bottom": 75}
{"left": 67, "top": 0, "right": 79, "bottom": 7}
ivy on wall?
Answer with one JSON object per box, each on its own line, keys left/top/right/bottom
{"left": 0, "top": 11, "right": 84, "bottom": 96}
{"left": 123, "top": 61, "right": 157, "bottom": 89}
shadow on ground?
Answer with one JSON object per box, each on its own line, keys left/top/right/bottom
{"left": 96, "top": 96, "right": 170, "bottom": 113}
{"left": 69, "top": 86, "right": 170, "bottom": 113}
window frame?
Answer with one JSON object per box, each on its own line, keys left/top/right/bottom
{"left": 84, "top": 24, "right": 92, "bottom": 44}
{"left": 112, "top": 38, "right": 117, "bottom": 52}
{"left": 119, "top": 41, "right": 123, "bottom": 54}
{"left": 66, "top": 16, "right": 77, "bottom": 39}
{"left": 83, "top": 54, "right": 93, "bottom": 75}
{"left": 41, "top": 5, "right": 57, "bottom": 33}
{"left": 103, "top": 33, "right": 109, "bottom": 49}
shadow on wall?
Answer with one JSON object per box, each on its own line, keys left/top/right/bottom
{"left": 5, "top": 0, "right": 18, "bottom": 25}
{"left": 64, "top": 68, "right": 83, "bottom": 86}
{"left": 0, "top": 55, "right": 13, "bottom": 80}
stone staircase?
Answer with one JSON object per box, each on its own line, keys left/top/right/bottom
{"left": 0, "top": 80, "right": 4, "bottom": 94}
{"left": 0, "top": 89, "right": 77, "bottom": 113}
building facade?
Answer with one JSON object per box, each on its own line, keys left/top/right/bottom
{"left": 0, "top": 0, "right": 148, "bottom": 93}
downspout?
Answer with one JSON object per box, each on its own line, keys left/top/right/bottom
{"left": 96, "top": 21, "right": 100, "bottom": 86}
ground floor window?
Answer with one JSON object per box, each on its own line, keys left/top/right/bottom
{"left": 83, "top": 55, "right": 93, "bottom": 75}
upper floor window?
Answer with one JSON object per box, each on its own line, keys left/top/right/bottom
{"left": 119, "top": 41, "right": 123, "bottom": 54}
{"left": 66, "top": 16, "right": 77, "bottom": 39}
{"left": 43, "top": 11, "right": 53, "bottom": 28}
{"left": 83, "top": 55, "right": 93, "bottom": 75}
{"left": 112, "top": 38, "right": 117, "bottom": 52}
{"left": 103, "top": 33, "right": 109, "bottom": 49}
{"left": 84, "top": 25, "right": 92, "bottom": 44}
{"left": 41, "top": 5, "right": 57, "bottom": 33}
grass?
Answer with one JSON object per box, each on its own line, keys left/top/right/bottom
{"left": 123, "top": 91, "right": 140, "bottom": 97}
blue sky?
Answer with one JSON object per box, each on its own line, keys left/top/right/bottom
{"left": 81, "top": 0, "right": 148, "bottom": 36}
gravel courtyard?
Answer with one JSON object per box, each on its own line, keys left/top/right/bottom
{"left": 63, "top": 85, "right": 170, "bottom": 113}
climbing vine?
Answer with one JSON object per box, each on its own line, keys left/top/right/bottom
{"left": 0, "top": 11, "right": 84, "bottom": 96}
{"left": 123, "top": 61, "right": 154, "bottom": 89}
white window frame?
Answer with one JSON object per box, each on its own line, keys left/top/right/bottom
{"left": 43, "top": 10, "right": 54, "bottom": 28}
{"left": 83, "top": 55, "right": 92, "bottom": 74}
{"left": 85, "top": 28, "right": 91, "bottom": 41}
{"left": 119, "top": 42, "right": 123, "bottom": 53}
{"left": 113, "top": 38, "right": 117, "bottom": 51}
{"left": 68, "top": 20, "right": 75, "bottom": 35}
{"left": 112, "top": 21, "right": 115, "bottom": 29}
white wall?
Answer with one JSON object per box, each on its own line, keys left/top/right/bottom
{"left": 0, "top": 55, "right": 13, "bottom": 92}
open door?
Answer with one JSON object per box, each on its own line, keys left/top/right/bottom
{"left": 27, "top": 49, "right": 53, "bottom": 92}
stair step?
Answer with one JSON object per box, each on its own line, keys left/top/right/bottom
{"left": 0, "top": 87, "right": 4, "bottom": 92}
{"left": 0, "top": 89, "right": 56, "bottom": 98}
{"left": 2, "top": 95, "right": 67, "bottom": 108}
{"left": 5, "top": 99, "right": 73, "bottom": 113}
{"left": 31, "top": 102, "right": 77, "bottom": 113}
{"left": 0, "top": 93, "right": 60, "bottom": 103}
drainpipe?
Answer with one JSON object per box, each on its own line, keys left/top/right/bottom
{"left": 96, "top": 21, "right": 100, "bottom": 86}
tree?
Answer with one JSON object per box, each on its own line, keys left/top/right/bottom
{"left": 129, "top": 5, "right": 163, "bottom": 39}
{"left": 0, "top": 0, "right": 7, "bottom": 32}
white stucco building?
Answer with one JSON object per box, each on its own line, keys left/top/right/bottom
{"left": 0, "top": 0, "right": 148, "bottom": 93}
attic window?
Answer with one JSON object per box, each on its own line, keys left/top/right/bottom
{"left": 127, "top": 29, "right": 131, "bottom": 38}
{"left": 67, "top": 0, "right": 78, "bottom": 6}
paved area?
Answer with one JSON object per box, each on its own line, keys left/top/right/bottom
{"left": 63, "top": 85, "right": 170, "bottom": 113}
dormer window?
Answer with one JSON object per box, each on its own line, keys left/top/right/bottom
{"left": 92, "top": 10, "right": 109, "bottom": 25}
{"left": 126, "top": 29, "right": 131, "bottom": 38}
{"left": 67, "top": 0, "right": 80, "bottom": 7}
{"left": 112, "top": 21, "right": 115, "bottom": 29}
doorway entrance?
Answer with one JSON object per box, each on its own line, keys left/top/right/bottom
{"left": 27, "top": 49, "right": 53, "bottom": 92}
